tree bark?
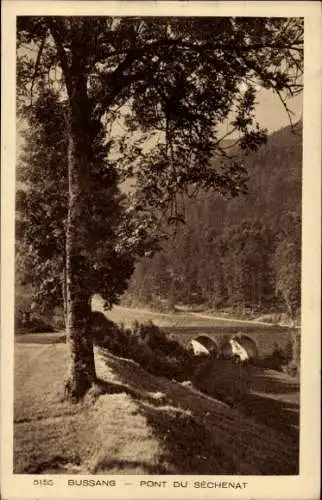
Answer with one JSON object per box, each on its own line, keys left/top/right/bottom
{"left": 61, "top": 268, "right": 67, "bottom": 326}
{"left": 64, "top": 287, "right": 96, "bottom": 401}
{"left": 64, "top": 76, "right": 97, "bottom": 401}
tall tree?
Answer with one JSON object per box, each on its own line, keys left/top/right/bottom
{"left": 273, "top": 211, "right": 301, "bottom": 324}
{"left": 17, "top": 16, "right": 303, "bottom": 399}
{"left": 16, "top": 89, "right": 140, "bottom": 395}
{"left": 220, "top": 220, "right": 276, "bottom": 311}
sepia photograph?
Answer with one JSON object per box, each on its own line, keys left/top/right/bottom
{"left": 1, "top": 2, "right": 321, "bottom": 499}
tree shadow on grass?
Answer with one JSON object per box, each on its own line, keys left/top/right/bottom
{"left": 93, "top": 351, "right": 238, "bottom": 474}
{"left": 236, "top": 393, "right": 299, "bottom": 437}
{"left": 193, "top": 360, "right": 299, "bottom": 437}
{"left": 97, "top": 350, "right": 299, "bottom": 475}
{"left": 134, "top": 401, "right": 240, "bottom": 475}
{"left": 91, "top": 383, "right": 239, "bottom": 473}
{"left": 244, "top": 364, "right": 299, "bottom": 395}
{"left": 88, "top": 377, "right": 168, "bottom": 408}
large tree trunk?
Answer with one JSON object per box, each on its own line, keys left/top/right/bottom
{"left": 64, "top": 286, "right": 96, "bottom": 401}
{"left": 64, "top": 75, "right": 97, "bottom": 401}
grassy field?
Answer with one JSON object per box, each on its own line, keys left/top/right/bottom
{"left": 14, "top": 340, "right": 299, "bottom": 475}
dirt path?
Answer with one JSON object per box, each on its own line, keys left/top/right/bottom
{"left": 188, "top": 311, "right": 271, "bottom": 325}
{"left": 92, "top": 297, "right": 262, "bottom": 327}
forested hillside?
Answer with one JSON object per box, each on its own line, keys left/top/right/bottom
{"left": 124, "top": 122, "right": 302, "bottom": 322}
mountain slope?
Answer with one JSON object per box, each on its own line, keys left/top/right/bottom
{"left": 125, "top": 122, "right": 302, "bottom": 312}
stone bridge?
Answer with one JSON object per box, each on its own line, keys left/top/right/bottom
{"left": 162, "top": 324, "right": 296, "bottom": 360}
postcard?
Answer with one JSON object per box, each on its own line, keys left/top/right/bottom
{"left": 1, "top": 1, "right": 321, "bottom": 499}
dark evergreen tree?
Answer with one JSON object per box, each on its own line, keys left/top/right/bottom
{"left": 273, "top": 212, "right": 301, "bottom": 324}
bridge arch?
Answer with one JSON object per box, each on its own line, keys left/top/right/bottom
{"left": 231, "top": 334, "right": 259, "bottom": 359}
{"left": 187, "top": 335, "right": 219, "bottom": 357}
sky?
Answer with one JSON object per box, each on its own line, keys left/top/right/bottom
{"left": 16, "top": 87, "right": 303, "bottom": 156}
{"left": 251, "top": 88, "right": 302, "bottom": 133}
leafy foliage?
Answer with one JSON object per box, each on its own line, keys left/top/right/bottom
{"left": 17, "top": 17, "right": 303, "bottom": 223}
{"left": 16, "top": 89, "right": 138, "bottom": 314}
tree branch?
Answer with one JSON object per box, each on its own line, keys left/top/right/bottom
{"left": 274, "top": 88, "right": 296, "bottom": 130}
{"left": 30, "top": 35, "right": 46, "bottom": 103}
{"left": 47, "top": 18, "right": 73, "bottom": 98}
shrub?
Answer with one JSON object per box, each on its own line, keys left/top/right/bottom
{"left": 15, "top": 286, "right": 63, "bottom": 334}
{"left": 15, "top": 313, "right": 56, "bottom": 334}
{"left": 258, "top": 341, "right": 294, "bottom": 372}
{"left": 15, "top": 294, "right": 56, "bottom": 334}
{"left": 126, "top": 322, "right": 193, "bottom": 380}
{"left": 284, "top": 360, "right": 299, "bottom": 378}
{"left": 94, "top": 316, "right": 193, "bottom": 382}
{"left": 269, "top": 347, "right": 286, "bottom": 371}
{"left": 283, "top": 331, "right": 300, "bottom": 377}
{"left": 91, "top": 312, "right": 131, "bottom": 357}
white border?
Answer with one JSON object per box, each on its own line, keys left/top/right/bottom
{"left": 1, "top": 2, "right": 321, "bottom": 499}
